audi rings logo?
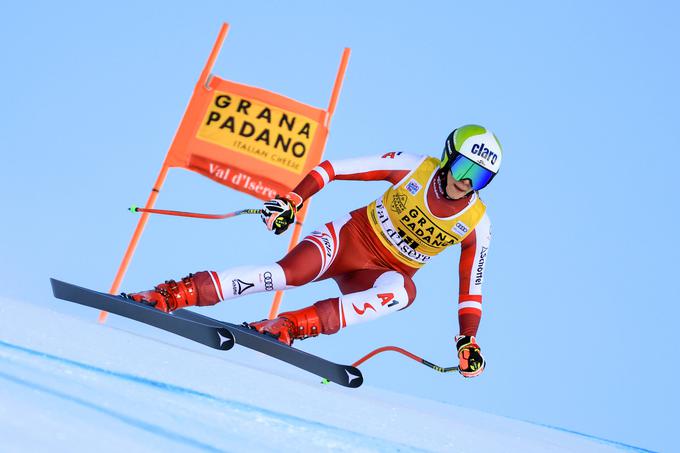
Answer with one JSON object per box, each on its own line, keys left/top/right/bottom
{"left": 263, "top": 271, "right": 274, "bottom": 291}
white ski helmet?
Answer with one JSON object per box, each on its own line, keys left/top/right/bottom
{"left": 440, "top": 124, "right": 502, "bottom": 190}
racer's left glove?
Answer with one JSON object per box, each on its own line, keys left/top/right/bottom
{"left": 455, "top": 335, "right": 486, "bottom": 378}
{"left": 261, "top": 192, "right": 303, "bottom": 235}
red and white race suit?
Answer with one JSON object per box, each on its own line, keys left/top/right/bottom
{"left": 203, "top": 152, "right": 491, "bottom": 337}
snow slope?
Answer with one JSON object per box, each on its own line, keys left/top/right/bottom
{"left": 0, "top": 297, "right": 651, "bottom": 452}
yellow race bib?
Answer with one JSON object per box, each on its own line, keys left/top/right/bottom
{"left": 367, "top": 157, "right": 486, "bottom": 268}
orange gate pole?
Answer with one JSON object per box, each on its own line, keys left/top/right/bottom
{"left": 267, "top": 48, "right": 351, "bottom": 319}
{"left": 100, "top": 23, "right": 230, "bottom": 323}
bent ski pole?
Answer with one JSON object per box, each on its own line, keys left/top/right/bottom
{"left": 129, "top": 205, "right": 262, "bottom": 220}
{"left": 352, "top": 346, "right": 459, "bottom": 373}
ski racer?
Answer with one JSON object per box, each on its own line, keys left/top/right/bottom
{"left": 129, "top": 124, "right": 502, "bottom": 378}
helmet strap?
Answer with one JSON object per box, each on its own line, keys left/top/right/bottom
{"left": 436, "top": 168, "right": 455, "bottom": 200}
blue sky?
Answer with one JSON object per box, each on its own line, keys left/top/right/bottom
{"left": 1, "top": 1, "right": 677, "bottom": 451}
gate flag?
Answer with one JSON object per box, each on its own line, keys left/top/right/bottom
{"left": 166, "top": 78, "right": 330, "bottom": 200}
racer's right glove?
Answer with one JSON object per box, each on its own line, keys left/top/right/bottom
{"left": 261, "top": 192, "right": 303, "bottom": 235}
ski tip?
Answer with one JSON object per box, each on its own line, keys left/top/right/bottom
{"left": 344, "top": 366, "right": 364, "bottom": 388}
{"left": 49, "top": 278, "right": 68, "bottom": 299}
{"left": 215, "top": 328, "right": 235, "bottom": 351}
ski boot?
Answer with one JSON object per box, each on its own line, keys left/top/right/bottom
{"left": 249, "top": 305, "right": 321, "bottom": 346}
{"left": 126, "top": 271, "right": 221, "bottom": 313}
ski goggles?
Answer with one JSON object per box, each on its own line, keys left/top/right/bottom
{"left": 449, "top": 154, "right": 496, "bottom": 190}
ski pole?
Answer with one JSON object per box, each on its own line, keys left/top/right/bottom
{"left": 352, "top": 346, "right": 459, "bottom": 373}
{"left": 129, "top": 205, "right": 263, "bottom": 220}
{"left": 322, "top": 346, "right": 457, "bottom": 385}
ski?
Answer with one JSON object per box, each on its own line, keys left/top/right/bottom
{"left": 49, "top": 279, "right": 363, "bottom": 388}
{"left": 168, "top": 308, "right": 363, "bottom": 388}
{"left": 50, "top": 278, "right": 234, "bottom": 350}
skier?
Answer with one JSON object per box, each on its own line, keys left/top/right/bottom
{"left": 129, "top": 124, "right": 501, "bottom": 378}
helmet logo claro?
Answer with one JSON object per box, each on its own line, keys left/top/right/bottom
{"left": 470, "top": 143, "right": 498, "bottom": 166}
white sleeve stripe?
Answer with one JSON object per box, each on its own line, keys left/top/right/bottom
{"left": 313, "top": 166, "right": 331, "bottom": 185}
{"left": 458, "top": 301, "right": 483, "bottom": 311}
{"left": 331, "top": 153, "right": 425, "bottom": 177}
{"left": 466, "top": 212, "right": 491, "bottom": 296}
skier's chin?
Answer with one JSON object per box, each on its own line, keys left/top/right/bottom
{"left": 449, "top": 191, "right": 468, "bottom": 200}
{"left": 447, "top": 185, "right": 471, "bottom": 199}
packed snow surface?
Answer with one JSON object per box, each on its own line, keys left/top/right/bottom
{"left": 0, "top": 297, "right": 648, "bottom": 452}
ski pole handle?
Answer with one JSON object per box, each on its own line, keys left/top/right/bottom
{"left": 129, "top": 205, "right": 263, "bottom": 220}
{"left": 352, "top": 346, "right": 459, "bottom": 373}
{"left": 420, "top": 359, "right": 459, "bottom": 373}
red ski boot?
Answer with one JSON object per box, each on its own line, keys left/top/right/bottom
{"left": 127, "top": 271, "right": 222, "bottom": 312}
{"left": 249, "top": 305, "right": 321, "bottom": 346}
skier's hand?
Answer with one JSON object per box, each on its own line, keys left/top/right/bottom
{"left": 456, "top": 335, "right": 485, "bottom": 378}
{"left": 261, "top": 193, "right": 303, "bottom": 235}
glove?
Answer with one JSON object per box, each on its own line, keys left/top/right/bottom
{"left": 456, "top": 335, "right": 485, "bottom": 378}
{"left": 261, "top": 193, "right": 303, "bottom": 235}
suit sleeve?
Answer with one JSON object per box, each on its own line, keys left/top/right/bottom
{"left": 457, "top": 213, "right": 492, "bottom": 337}
{"left": 289, "top": 152, "right": 425, "bottom": 201}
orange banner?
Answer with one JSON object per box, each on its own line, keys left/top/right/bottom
{"left": 166, "top": 77, "right": 329, "bottom": 200}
